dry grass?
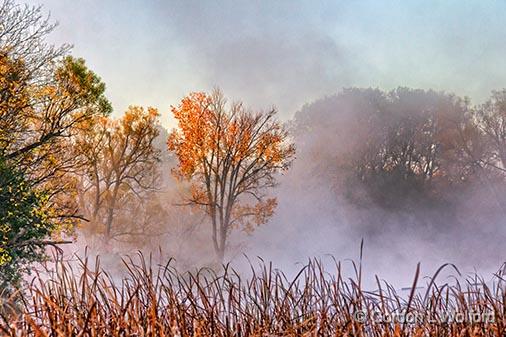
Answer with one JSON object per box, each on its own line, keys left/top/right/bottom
{"left": 0, "top": 254, "right": 504, "bottom": 336}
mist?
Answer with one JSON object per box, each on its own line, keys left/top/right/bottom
{"left": 243, "top": 88, "right": 506, "bottom": 287}
{"left": 54, "top": 87, "right": 506, "bottom": 291}
{"left": 6, "top": 1, "right": 506, "bottom": 334}
{"left": 35, "top": 0, "right": 506, "bottom": 121}
{"left": 20, "top": 0, "right": 506, "bottom": 287}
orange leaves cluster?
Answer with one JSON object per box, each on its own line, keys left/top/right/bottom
{"left": 120, "top": 106, "right": 159, "bottom": 137}
{"left": 233, "top": 197, "right": 278, "bottom": 234}
{"left": 0, "top": 52, "right": 27, "bottom": 105}
{"left": 168, "top": 92, "right": 295, "bottom": 181}
{"left": 168, "top": 92, "right": 213, "bottom": 178}
{"left": 256, "top": 127, "right": 293, "bottom": 166}
{"left": 0, "top": 52, "right": 30, "bottom": 150}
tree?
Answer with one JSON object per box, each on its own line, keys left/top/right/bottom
{"left": 168, "top": 90, "right": 295, "bottom": 261}
{"left": 0, "top": 52, "right": 110, "bottom": 254}
{"left": 351, "top": 88, "right": 475, "bottom": 205}
{"left": 0, "top": 0, "right": 110, "bottom": 286}
{"left": 477, "top": 90, "right": 506, "bottom": 171}
{"left": 75, "top": 106, "right": 160, "bottom": 243}
{"left": 473, "top": 90, "right": 506, "bottom": 214}
{"left": 0, "top": 158, "right": 65, "bottom": 290}
{"left": 1, "top": 0, "right": 111, "bottom": 230}
{"left": 292, "top": 87, "right": 486, "bottom": 233}
{"left": 0, "top": 0, "right": 69, "bottom": 82}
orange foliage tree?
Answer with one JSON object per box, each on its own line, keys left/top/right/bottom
{"left": 168, "top": 90, "right": 295, "bottom": 261}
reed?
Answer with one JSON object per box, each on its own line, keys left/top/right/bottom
{"left": 0, "top": 254, "right": 504, "bottom": 337}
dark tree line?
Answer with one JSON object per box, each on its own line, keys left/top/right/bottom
{"left": 294, "top": 88, "right": 506, "bottom": 232}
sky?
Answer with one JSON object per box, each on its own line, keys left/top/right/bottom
{"left": 30, "top": 0, "right": 506, "bottom": 127}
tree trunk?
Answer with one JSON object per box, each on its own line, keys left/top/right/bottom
{"left": 212, "top": 218, "right": 228, "bottom": 264}
{"left": 104, "top": 183, "right": 119, "bottom": 244}
{"left": 216, "top": 245, "right": 225, "bottom": 263}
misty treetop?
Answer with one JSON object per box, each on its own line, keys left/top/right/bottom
{"left": 291, "top": 87, "right": 506, "bottom": 237}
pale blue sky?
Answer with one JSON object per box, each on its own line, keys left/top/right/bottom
{"left": 30, "top": 0, "right": 506, "bottom": 126}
